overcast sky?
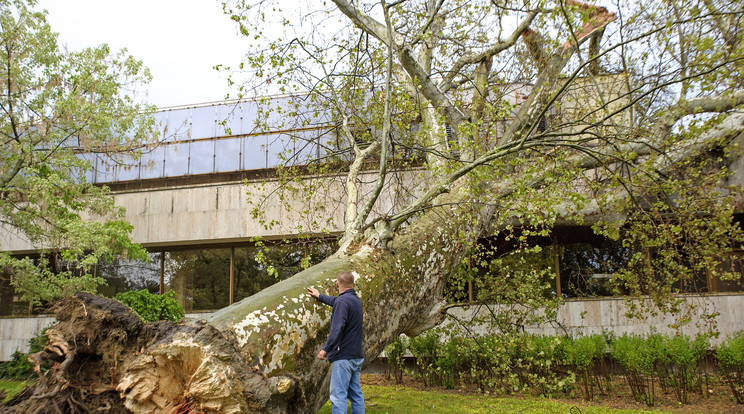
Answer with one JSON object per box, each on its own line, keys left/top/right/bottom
{"left": 38, "top": 0, "right": 247, "bottom": 108}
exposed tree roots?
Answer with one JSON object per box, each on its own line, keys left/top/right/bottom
{"left": 0, "top": 293, "right": 304, "bottom": 414}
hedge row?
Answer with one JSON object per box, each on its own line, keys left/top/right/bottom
{"left": 385, "top": 330, "right": 744, "bottom": 406}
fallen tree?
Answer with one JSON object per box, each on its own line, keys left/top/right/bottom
{"left": 3, "top": 0, "right": 744, "bottom": 413}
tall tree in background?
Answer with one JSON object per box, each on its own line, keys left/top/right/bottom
{"left": 6, "top": 1, "right": 744, "bottom": 413}
{"left": 0, "top": 0, "right": 154, "bottom": 308}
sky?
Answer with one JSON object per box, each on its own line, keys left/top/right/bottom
{"left": 37, "top": 0, "right": 247, "bottom": 108}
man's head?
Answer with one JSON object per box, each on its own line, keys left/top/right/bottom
{"left": 336, "top": 271, "right": 355, "bottom": 293}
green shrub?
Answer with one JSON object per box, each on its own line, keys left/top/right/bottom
{"left": 566, "top": 333, "right": 607, "bottom": 400}
{"left": 408, "top": 330, "right": 440, "bottom": 387}
{"left": 656, "top": 334, "right": 708, "bottom": 404}
{"left": 610, "top": 333, "right": 658, "bottom": 406}
{"left": 385, "top": 335, "right": 407, "bottom": 384}
{"left": 436, "top": 335, "right": 460, "bottom": 389}
{"left": 449, "top": 333, "right": 573, "bottom": 396}
{"left": 717, "top": 331, "right": 744, "bottom": 404}
{"left": 115, "top": 289, "right": 185, "bottom": 322}
{"left": 480, "top": 334, "right": 521, "bottom": 394}
{"left": 520, "top": 334, "right": 574, "bottom": 397}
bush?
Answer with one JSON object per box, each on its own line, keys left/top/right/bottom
{"left": 436, "top": 335, "right": 460, "bottom": 389}
{"left": 115, "top": 289, "right": 185, "bottom": 322}
{"left": 384, "top": 335, "right": 407, "bottom": 384}
{"left": 565, "top": 334, "right": 607, "bottom": 400}
{"left": 520, "top": 334, "right": 574, "bottom": 397}
{"left": 610, "top": 333, "right": 660, "bottom": 406}
{"left": 657, "top": 334, "right": 708, "bottom": 404}
{"left": 717, "top": 331, "right": 744, "bottom": 404}
{"left": 408, "top": 331, "right": 440, "bottom": 387}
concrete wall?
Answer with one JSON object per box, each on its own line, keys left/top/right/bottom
{"left": 0, "top": 170, "right": 427, "bottom": 253}
{"left": 443, "top": 293, "right": 744, "bottom": 346}
{"left": 0, "top": 316, "right": 56, "bottom": 361}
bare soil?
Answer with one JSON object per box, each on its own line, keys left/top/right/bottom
{"left": 361, "top": 373, "right": 744, "bottom": 413}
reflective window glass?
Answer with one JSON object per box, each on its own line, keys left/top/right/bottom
{"left": 215, "top": 103, "right": 242, "bottom": 137}
{"left": 190, "top": 106, "right": 217, "bottom": 140}
{"left": 97, "top": 253, "right": 161, "bottom": 298}
{"left": 159, "top": 108, "right": 192, "bottom": 142}
{"left": 94, "top": 155, "right": 117, "bottom": 183}
{"left": 233, "top": 240, "right": 335, "bottom": 303}
{"left": 214, "top": 138, "right": 241, "bottom": 173}
{"left": 263, "top": 96, "right": 293, "bottom": 128}
{"left": 139, "top": 146, "right": 165, "bottom": 180}
{"left": 189, "top": 141, "right": 215, "bottom": 175}
{"left": 241, "top": 101, "right": 260, "bottom": 135}
{"left": 163, "top": 143, "right": 190, "bottom": 177}
{"left": 164, "top": 248, "right": 230, "bottom": 312}
{"left": 0, "top": 269, "right": 29, "bottom": 317}
{"left": 558, "top": 240, "right": 629, "bottom": 298}
{"left": 266, "top": 133, "right": 296, "bottom": 168}
{"left": 290, "top": 130, "right": 322, "bottom": 165}
{"left": 75, "top": 153, "right": 97, "bottom": 184}
{"left": 713, "top": 253, "right": 744, "bottom": 293}
{"left": 243, "top": 135, "right": 267, "bottom": 170}
{"left": 115, "top": 154, "right": 142, "bottom": 182}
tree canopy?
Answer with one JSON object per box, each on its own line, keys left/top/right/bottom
{"left": 222, "top": 0, "right": 744, "bottom": 317}
{"left": 0, "top": 0, "right": 155, "bottom": 307}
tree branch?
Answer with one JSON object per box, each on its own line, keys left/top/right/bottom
{"left": 441, "top": 11, "right": 538, "bottom": 93}
{"left": 652, "top": 90, "right": 744, "bottom": 142}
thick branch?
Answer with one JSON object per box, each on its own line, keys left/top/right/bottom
{"left": 441, "top": 11, "right": 538, "bottom": 92}
{"left": 352, "top": 0, "right": 395, "bottom": 246}
{"left": 653, "top": 90, "right": 744, "bottom": 142}
{"left": 331, "top": 0, "right": 468, "bottom": 129}
{"left": 498, "top": 6, "right": 616, "bottom": 147}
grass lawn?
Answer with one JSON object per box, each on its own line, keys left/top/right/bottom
{"left": 317, "top": 384, "right": 665, "bottom": 414}
{"left": 0, "top": 380, "right": 28, "bottom": 403}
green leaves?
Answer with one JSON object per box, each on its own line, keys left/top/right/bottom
{"left": 0, "top": 253, "right": 106, "bottom": 306}
{"left": 115, "top": 289, "right": 185, "bottom": 322}
{"left": 0, "top": 0, "right": 155, "bottom": 309}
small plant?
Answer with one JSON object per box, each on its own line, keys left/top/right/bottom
{"left": 610, "top": 333, "right": 659, "bottom": 406}
{"left": 436, "top": 335, "right": 460, "bottom": 389}
{"left": 566, "top": 334, "right": 606, "bottom": 401}
{"left": 520, "top": 334, "right": 574, "bottom": 397}
{"left": 384, "top": 335, "right": 407, "bottom": 384}
{"left": 115, "top": 289, "right": 185, "bottom": 322}
{"left": 717, "top": 331, "right": 744, "bottom": 404}
{"left": 408, "top": 330, "right": 440, "bottom": 387}
{"left": 656, "top": 333, "right": 708, "bottom": 404}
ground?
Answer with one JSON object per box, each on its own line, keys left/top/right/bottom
{"left": 361, "top": 373, "right": 744, "bottom": 413}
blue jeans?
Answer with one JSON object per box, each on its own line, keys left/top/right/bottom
{"left": 330, "top": 358, "right": 365, "bottom": 414}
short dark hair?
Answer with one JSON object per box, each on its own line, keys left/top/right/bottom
{"left": 337, "top": 272, "right": 355, "bottom": 288}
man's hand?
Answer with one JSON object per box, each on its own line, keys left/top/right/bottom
{"left": 307, "top": 286, "right": 320, "bottom": 298}
{"left": 317, "top": 349, "right": 327, "bottom": 360}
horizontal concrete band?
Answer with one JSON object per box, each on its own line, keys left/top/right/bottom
{"left": 0, "top": 170, "right": 427, "bottom": 254}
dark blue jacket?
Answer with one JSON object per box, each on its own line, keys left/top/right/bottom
{"left": 317, "top": 288, "right": 364, "bottom": 362}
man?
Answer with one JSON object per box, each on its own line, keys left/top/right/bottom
{"left": 307, "top": 272, "right": 365, "bottom": 414}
